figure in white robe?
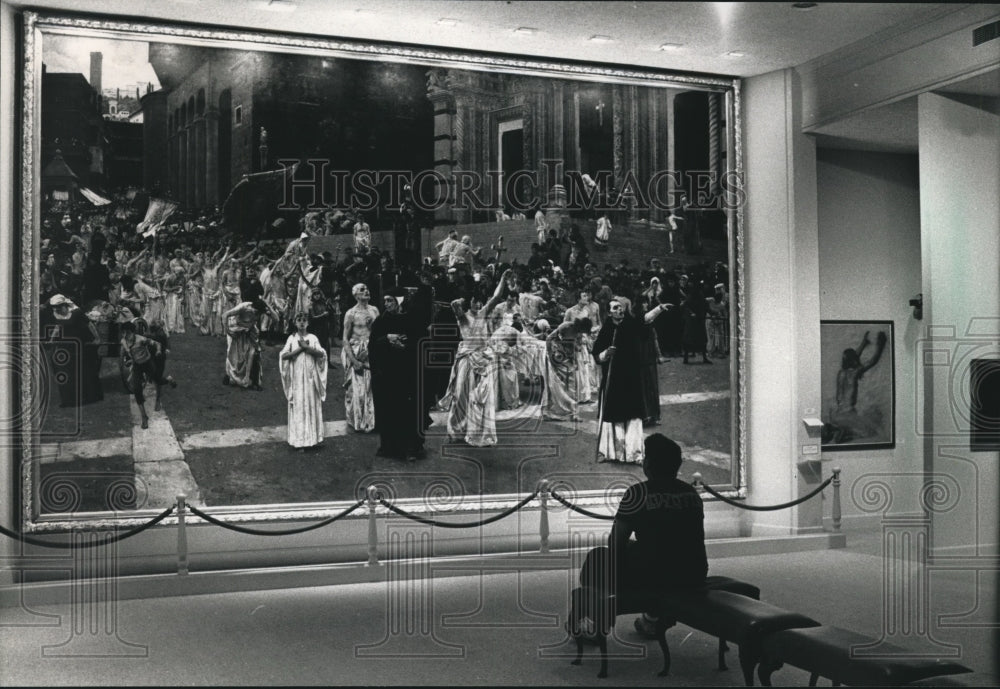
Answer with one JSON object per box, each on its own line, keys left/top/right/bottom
{"left": 564, "top": 293, "right": 601, "bottom": 403}
{"left": 200, "top": 247, "right": 233, "bottom": 336}
{"left": 161, "top": 267, "right": 186, "bottom": 334}
{"left": 185, "top": 259, "right": 205, "bottom": 330}
{"left": 279, "top": 314, "right": 328, "bottom": 449}
{"left": 341, "top": 284, "right": 379, "bottom": 432}
{"left": 491, "top": 320, "right": 523, "bottom": 411}
{"left": 595, "top": 212, "right": 612, "bottom": 247}
{"left": 439, "top": 269, "right": 513, "bottom": 446}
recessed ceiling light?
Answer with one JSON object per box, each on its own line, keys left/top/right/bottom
{"left": 258, "top": 0, "right": 296, "bottom": 12}
{"left": 658, "top": 43, "right": 684, "bottom": 52}
{"left": 513, "top": 27, "right": 538, "bottom": 36}
{"left": 725, "top": 51, "right": 747, "bottom": 58}
{"left": 589, "top": 35, "right": 615, "bottom": 43}
{"left": 792, "top": 2, "right": 818, "bottom": 10}
{"left": 436, "top": 18, "right": 459, "bottom": 27}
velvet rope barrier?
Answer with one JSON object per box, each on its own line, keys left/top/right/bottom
{"left": 694, "top": 475, "right": 834, "bottom": 511}
{"left": 186, "top": 500, "right": 366, "bottom": 536}
{"left": 377, "top": 490, "right": 539, "bottom": 529}
{"left": 549, "top": 490, "right": 615, "bottom": 521}
{"left": 0, "top": 505, "right": 176, "bottom": 549}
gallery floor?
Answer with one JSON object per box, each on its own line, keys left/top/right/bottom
{"left": 1, "top": 527, "right": 997, "bottom": 686}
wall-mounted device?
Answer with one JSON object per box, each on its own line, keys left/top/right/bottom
{"left": 802, "top": 417, "right": 825, "bottom": 437}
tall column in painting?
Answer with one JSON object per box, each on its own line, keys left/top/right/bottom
{"left": 565, "top": 84, "right": 580, "bottom": 176}
{"left": 450, "top": 85, "right": 472, "bottom": 225}
{"left": 204, "top": 105, "right": 219, "bottom": 208}
{"left": 626, "top": 85, "right": 639, "bottom": 223}
{"left": 167, "top": 126, "right": 178, "bottom": 201}
{"left": 552, "top": 82, "right": 565, "bottom": 171}
{"left": 426, "top": 68, "right": 455, "bottom": 226}
{"left": 664, "top": 90, "right": 676, "bottom": 213}
{"left": 194, "top": 117, "right": 206, "bottom": 208}
{"left": 612, "top": 84, "right": 624, "bottom": 212}
{"left": 186, "top": 121, "right": 195, "bottom": 208}
{"left": 439, "top": 70, "right": 503, "bottom": 224}
{"left": 178, "top": 128, "right": 188, "bottom": 208}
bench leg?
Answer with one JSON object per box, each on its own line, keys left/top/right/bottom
{"left": 756, "top": 657, "right": 782, "bottom": 687}
{"left": 718, "top": 638, "right": 729, "bottom": 671}
{"left": 808, "top": 672, "right": 819, "bottom": 686}
{"left": 738, "top": 644, "right": 758, "bottom": 687}
{"left": 654, "top": 619, "right": 671, "bottom": 677}
{"left": 597, "top": 633, "right": 608, "bottom": 679}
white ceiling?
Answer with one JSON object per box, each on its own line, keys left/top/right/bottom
{"left": 11, "top": 0, "right": 955, "bottom": 77}
{"left": 10, "top": 0, "right": 999, "bottom": 151}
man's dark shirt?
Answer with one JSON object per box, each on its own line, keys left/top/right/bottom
{"left": 240, "top": 277, "right": 264, "bottom": 303}
{"left": 613, "top": 477, "right": 708, "bottom": 590}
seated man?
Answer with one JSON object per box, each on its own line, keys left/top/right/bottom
{"left": 609, "top": 433, "right": 708, "bottom": 636}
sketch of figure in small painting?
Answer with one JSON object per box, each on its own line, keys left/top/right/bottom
{"left": 824, "top": 330, "right": 887, "bottom": 444}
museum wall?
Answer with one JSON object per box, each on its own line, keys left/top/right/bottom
{"left": 816, "top": 148, "right": 924, "bottom": 524}
{"left": 741, "top": 67, "right": 824, "bottom": 537}
{"left": 2, "top": 2, "right": 995, "bottom": 575}
{"left": 919, "top": 91, "right": 1000, "bottom": 557}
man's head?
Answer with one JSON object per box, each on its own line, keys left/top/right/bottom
{"left": 643, "top": 433, "right": 683, "bottom": 480}
{"left": 383, "top": 293, "right": 400, "bottom": 314}
{"left": 609, "top": 299, "right": 625, "bottom": 323}
{"left": 352, "top": 283, "right": 369, "bottom": 301}
{"left": 49, "top": 294, "right": 73, "bottom": 314}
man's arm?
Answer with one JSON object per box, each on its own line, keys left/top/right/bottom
{"left": 483, "top": 268, "right": 512, "bottom": 316}
{"left": 859, "top": 331, "right": 888, "bottom": 375}
{"left": 607, "top": 517, "right": 633, "bottom": 594}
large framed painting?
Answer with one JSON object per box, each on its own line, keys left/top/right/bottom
{"left": 820, "top": 320, "right": 895, "bottom": 451}
{"left": 18, "top": 12, "right": 745, "bottom": 531}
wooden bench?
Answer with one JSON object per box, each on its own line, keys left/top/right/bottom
{"left": 655, "top": 589, "right": 821, "bottom": 685}
{"left": 568, "top": 575, "right": 802, "bottom": 681}
{"left": 756, "top": 626, "right": 973, "bottom": 686}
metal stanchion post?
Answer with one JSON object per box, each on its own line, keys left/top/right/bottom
{"left": 692, "top": 472, "right": 703, "bottom": 488}
{"left": 366, "top": 485, "right": 380, "bottom": 567}
{"left": 831, "top": 468, "right": 842, "bottom": 532}
{"left": 176, "top": 494, "right": 189, "bottom": 576}
{"left": 538, "top": 479, "right": 550, "bottom": 554}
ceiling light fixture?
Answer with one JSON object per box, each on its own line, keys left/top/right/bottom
{"left": 725, "top": 50, "right": 747, "bottom": 58}
{"left": 792, "top": 2, "right": 818, "bottom": 10}
{"left": 658, "top": 43, "right": 684, "bottom": 52}
{"left": 436, "top": 18, "right": 459, "bottom": 27}
{"left": 261, "top": 0, "right": 297, "bottom": 12}
{"left": 513, "top": 27, "right": 538, "bottom": 36}
{"left": 589, "top": 35, "right": 615, "bottom": 43}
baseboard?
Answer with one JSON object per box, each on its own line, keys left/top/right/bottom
{"left": 0, "top": 531, "right": 847, "bottom": 608}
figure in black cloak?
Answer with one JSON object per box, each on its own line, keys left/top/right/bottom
{"left": 592, "top": 298, "right": 646, "bottom": 463}
{"left": 368, "top": 286, "right": 427, "bottom": 461}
